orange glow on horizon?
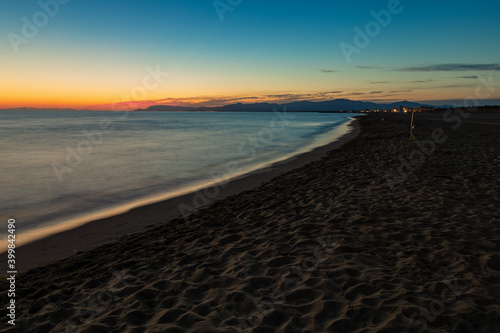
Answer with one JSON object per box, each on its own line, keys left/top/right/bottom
{"left": 1, "top": 85, "right": 498, "bottom": 110}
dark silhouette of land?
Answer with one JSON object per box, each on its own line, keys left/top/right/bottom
{"left": 135, "top": 98, "right": 434, "bottom": 112}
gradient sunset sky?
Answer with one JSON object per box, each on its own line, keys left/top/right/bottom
{"left": 1, "top": 0, "right": 499, "bottom": 110}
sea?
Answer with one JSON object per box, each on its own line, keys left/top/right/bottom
{"left": 0, "top": 110, "right": 358, "bottom": 245}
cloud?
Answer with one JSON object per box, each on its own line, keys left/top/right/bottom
{"left": 319, "top": 69, "right": 339, "bottom": 73}
{"left": 264, "top": 91, "right": 344, "bottom": 102}
{"left": 411, "top": 79, "right": 436, "bottom": 83}
{"left": 390, "top": 90, "right": 412, "bottom": 93}
{"left": 394, "top": 63, "right": 500, "bottom": 72}
{"left": 434, "top": 84, "right": 475, "bottom": 89}
{"left": 369, "top": 81, "right": 391, "bottom": 84}
{"left": 456, "top": 75, "right": 479, "bottom": 79}
{"left": 201, "top": 96, "right": 260, "bottom": 105}
{"left": 369, "top": 91, "right": 383, "bottom": 94}
{"left": 266, "top": 93, "right": 315, "bottom": 99}
{"left": 357, "top": 65, "right": 382, "bottom": 69}
{"left": 314, "top": 91, "right": 343, "bottom": 96}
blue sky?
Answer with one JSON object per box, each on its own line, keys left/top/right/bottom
{"left": 1, "top": 0, "right": 499, "bottom": 109}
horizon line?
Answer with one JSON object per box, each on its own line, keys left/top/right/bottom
{"left": 2, "top": 97, "right": 500, "bottom": 112}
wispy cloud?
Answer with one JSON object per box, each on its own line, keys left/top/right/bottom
{"left": 456, "top": 75, "right": 479, "bottom": 79}
{"left": 263, "top": 91, "right": 344, "bottom": 103}
{"left": 411, "top": 79, "right": 437, "bottom": 83}
{"left": 357, "top": 65, "right": 382, "bottom": 69}
{"left": 390, "top": 90, "right": 412, "bottom": 93}
{"left": 266, "top": 93, "right": 314, "bottom": 100}
{"left": 319, "top": 69, "right": 339, "bottom": 73}
{"left": 369, "top": 81, "right": 391, "bottom": 84}
{"left": 369, "top": 91, "right": 383, "bottom": 94}
{"left": 434, "top": 84, "right": 476, "bottom": 89}
{"left": 199, "top": 96, "right": 260, "bottom": 105}
{"left": 394, "top": 63, "right": 500, "bottom": 72}
{"left": 154, "top": 96, "right": 262, "bottom": 107}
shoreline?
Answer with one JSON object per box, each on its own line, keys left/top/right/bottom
{"left": 1, "top": 117, "right": 361, "bottom": 273}
{"left": 1, "top": 112, "right": 499, "bottom": 332}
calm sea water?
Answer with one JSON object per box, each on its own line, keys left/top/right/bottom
{"left": 0, "top": 110, "right": 356, "bottom": 243}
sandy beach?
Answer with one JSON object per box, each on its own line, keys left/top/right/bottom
{"left": 1, "top": 111, "right": 499, "bottom": 332}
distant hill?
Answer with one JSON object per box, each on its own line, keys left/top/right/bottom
{"left": 141, "top": 105, "right": 210, "bottom": 112}
{"left": 135, "top": 99, "right": 434, "bottom": 112}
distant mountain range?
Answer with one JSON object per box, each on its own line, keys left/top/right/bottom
{"left": 135, "top": 99, "right": 438, "bottom": 112}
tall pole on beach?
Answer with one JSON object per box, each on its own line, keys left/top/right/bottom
{"left": 410, "top": 109, "right": 416, "bottom": 140}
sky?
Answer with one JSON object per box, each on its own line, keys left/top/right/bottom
{"left": 1, "top": 0, "right": 500, "bottom": 110}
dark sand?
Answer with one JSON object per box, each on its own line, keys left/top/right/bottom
{"left": 1, "top": 112, "right": 499, "bottom": 332}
